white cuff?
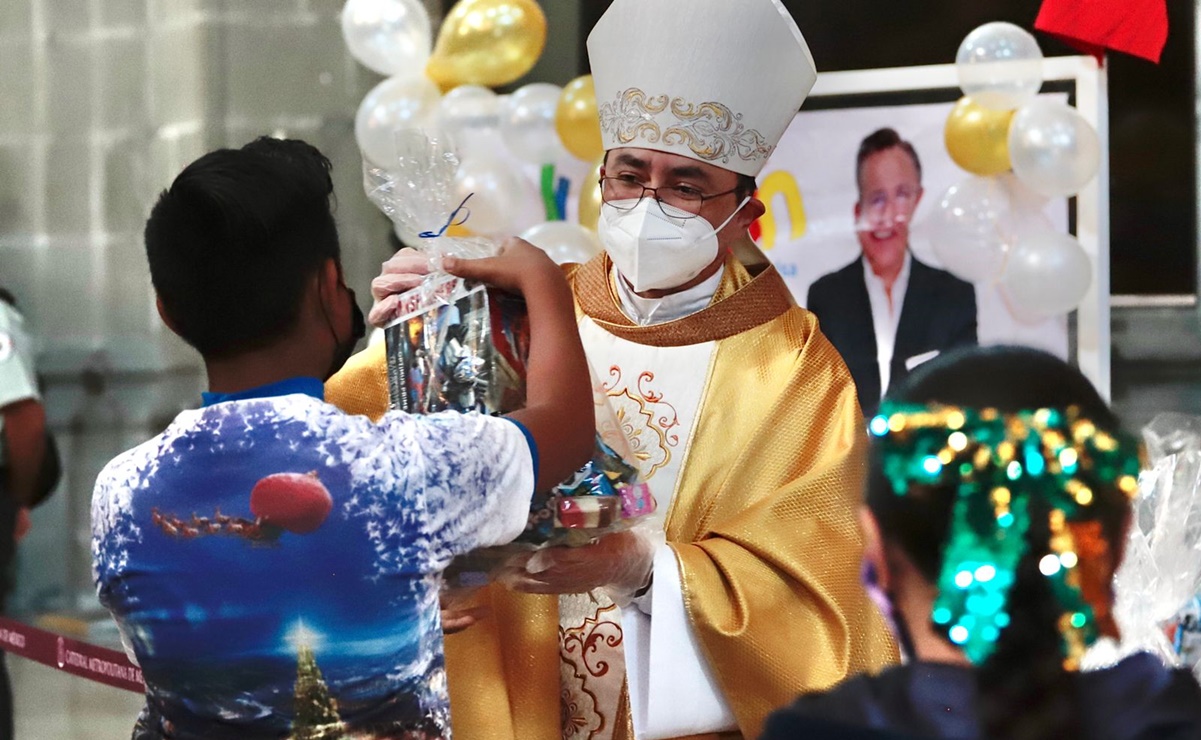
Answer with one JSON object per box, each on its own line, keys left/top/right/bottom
{"left": 622, "top": 545, "right": 737, "bottom": 739}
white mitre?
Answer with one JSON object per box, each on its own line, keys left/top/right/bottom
{"left": 587, "top": 0, "right": 817, "bottom": 177}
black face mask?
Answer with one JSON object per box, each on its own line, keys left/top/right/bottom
{"left": 325, "top": 285, "right": 366, "bottom": 381}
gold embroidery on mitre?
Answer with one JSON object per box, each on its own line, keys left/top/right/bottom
{"left": 598, "top": 87, "right": 774, "bottom": 166}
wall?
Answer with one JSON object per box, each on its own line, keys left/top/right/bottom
{"left": 0, "top": 0, "right": 425, "bottom": 621}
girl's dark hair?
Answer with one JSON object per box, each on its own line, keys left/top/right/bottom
{"left": 867, "top": 345, "right": 1129, "bottom": 740}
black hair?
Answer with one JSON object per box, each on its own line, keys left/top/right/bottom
{"left": 856, "top": 127, "right": 923, "bottom": 194}
{"left": 144, "top": 137, "right": 340, "bottom": 359}
{"left": 735, "top": 173, "right": 758, "bottom": 200}
{"left": 867, "top": 345, "right": 1128, "bottom": 740}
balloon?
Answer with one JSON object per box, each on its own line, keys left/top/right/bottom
{"left": 341, "top": 0, "right": 432, "bottom": 77}
{"left": 426, "top": 0, "right": 547, "bottom": 89}
{"left": 434, "top": 85, "right": 500, "bottom": 135}
{"left": 1000, "top": 229, "right": 1092, "bottom": 319}
{"left": 578, "top": 156, "right": 604, "bottom": 231}
{"left": 453, "top": 155, "right": 534, "bottom": 236}
{"left": 945, "top": 97, "right": 1014, "bottom": 177}
{"left": 956, "top": 22, "right": 1043, "bottom": 111}
{"left": 556, "top": 76, "right": 603, "bottom": 162}
{"left": 499, "top": 83, "right": 564, "bottom": 165}
{"left": 355, "top": 76, "right": 442, "bottom": 167}
{"left": 1009, "top": 98, "right": 1102, "bottom": 198}
{"left": 925, "top": 176, "right": 1014, "bottom": 283}
{"left": 520, "top": 221, "right": 602, "bottom": 265}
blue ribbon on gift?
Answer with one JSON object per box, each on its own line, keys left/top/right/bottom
{"left": 419, "top": 193, "right": 474, "bottom": 239}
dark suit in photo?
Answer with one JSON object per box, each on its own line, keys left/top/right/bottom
{"left": 807, "top": 255, "right": 977, "bottom": 415}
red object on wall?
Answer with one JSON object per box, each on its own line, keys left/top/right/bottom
{"left": 1035, "top": 0, "right": 1169, "bottom": 63}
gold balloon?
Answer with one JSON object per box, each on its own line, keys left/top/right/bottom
{"left": 578, "top": 156, "right": 604, "bottom": 231}
{"left": 556, "top": 75, "right": 603, "bottom": 162}
{"left": 945, "top": 96, "right": 1015, "bottom": 177}
{"left": 426, "top": 0, "right": 547, "bottom": 90}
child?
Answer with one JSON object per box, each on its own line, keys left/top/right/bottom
{"left": 762, "top": 346, "right": 1201, "bottom": 740}
{"left": 91, "top": 137, "right": 593, "bottom": 739}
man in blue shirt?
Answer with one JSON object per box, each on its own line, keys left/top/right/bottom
{"left": 91, "top": 137, "right": 593, "bottom": 739}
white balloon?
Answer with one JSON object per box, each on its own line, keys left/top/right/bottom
{"left": 355, "top": 76, "right": 441, "bottom": 167}
{"left": 435, "top": 85, "right": 501, "bottom": 135}
{"left": 956, "top": 22, "right": 1043, "bottom": 111}
{"left": 520, "top": 221, "right": 602, "bottom": 265}
{"left": 453, "top": 155, "right": 535, "bottom": 237}
{"left": 1001, "top": 229, "right": 1092, "bottom": 319}
{"left": 1009, "top": 98, "right": 1102, "bottom": 198}
{"left": 341, "top": 0, "right": 432, "bottom": 77}
{"left": 499, "top": 83, "right": 564, "bottom": 165}
{"left": 926, "top": 176, "right": 1014, "bottom": 283}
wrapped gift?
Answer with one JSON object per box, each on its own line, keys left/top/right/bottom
{"left": 384, "top": 275, "right": 529, "bottom": 416}
{"left": 1100, "top": 413, "right": 1201, "bottom": 680}
{"left": 366, "top": 129, "right": 656, "bottom": 590}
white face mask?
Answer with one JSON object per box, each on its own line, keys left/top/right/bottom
{"left": 597, "top": 197, "right": 749, "bottom": 293}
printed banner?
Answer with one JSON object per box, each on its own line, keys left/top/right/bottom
{"left": 757, "top": 101, "right": 1071, "bottom": 360}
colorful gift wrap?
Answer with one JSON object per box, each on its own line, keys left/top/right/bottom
{"left": 386, "top": 282, "right": 657, "bottom": 590}
{"left": 1165, "top": 596, "right": 1201, "bottom": 666}
{"left": 619, "top": 482, "right": 655, "bottom": 519}
{"left": 385, "top": 276, "right": 529, "bottom": 416}
{"left": 555, "top": 496, "right": 622, "bottom": 529}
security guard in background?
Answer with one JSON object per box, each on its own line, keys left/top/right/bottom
{"left": 0, "top": 288, "right": 49, "bottom": 740}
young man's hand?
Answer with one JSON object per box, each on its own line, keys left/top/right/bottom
{"left": 14, "top": 507, "right": 30, "bottom": 544}
{"left": 443, "top": 238, "right": 563, "bottom": 297}
{"left": 368, "top": 248, "right": 431, "bottom": 328}
{"left": 440, "top": 587, "right": 490, "bottom": 635}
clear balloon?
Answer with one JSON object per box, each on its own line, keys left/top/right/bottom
{"left": 520, "top": 221, "right": 602, "bottom": 265}
{"left": 426, "top": 0, "right": 547, "bottom": 89}
{"left": 434, "top": 85, "right": 500, "bottom": 135}
{"left": 1000, "top": 229, "right": 1092, "bottom": 319}
{"left": 341, "top": 0, "right": 432, "bottom": 77}
{"left": 945, "top": 96, "right": 1014, "bottom": 177}
{"left": 925, "top": 176, "right": 1014, "bottom": 283}
{"left": 1009, "top": 98, "right": 1102, "bottom": 198}
{"left": 500, "top": 83, "right": 564, "bottom": 165}
{"left": 578, "top": 156, "right": 604, "bottom": 231}
{"left": 556, "top": 76, "right": 604, "bottom": 162}
{"left": 355, "top": 76, "right": 442, "bottom": 167}
{"left": 956, "top": 22, "right": 1044, "bottom": 111}
{"left": 453, "top": 154, "right": 534, "bottom": 237}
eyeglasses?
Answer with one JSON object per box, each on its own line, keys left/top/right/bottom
{"left": 861, "top": 187, "right": 921, "bottom": 225}
{"left": 600, "top": 176, "right": 740, "bottom": 219}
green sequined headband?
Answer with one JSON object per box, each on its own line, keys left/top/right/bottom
{"left": 870, "top": 402, "right": 1142, "bottom": 669}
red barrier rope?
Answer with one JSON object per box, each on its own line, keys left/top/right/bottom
{"left": 0, "top": 616, "right": 143, "bottom": 693}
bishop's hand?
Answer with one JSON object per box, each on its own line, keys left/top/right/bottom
{"left": 497, "top": 529, "right": 655, "bottom": 604}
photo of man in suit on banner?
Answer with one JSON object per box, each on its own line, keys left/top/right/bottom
{"left": 754, "top": 95, "right": 1080, "bottom": 414}
{"left": 807, "top": 128, "right": 978, "bottom": 415}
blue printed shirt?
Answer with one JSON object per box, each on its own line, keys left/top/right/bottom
{"left": 91, "top": 382, "right": 534, "bottom": 739}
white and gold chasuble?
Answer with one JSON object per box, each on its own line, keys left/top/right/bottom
{"left": 559, "top": 319, "right": 715, "bottom": 740}
{"left": 325, "top": 243, "right": 898, "bottom": 740}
